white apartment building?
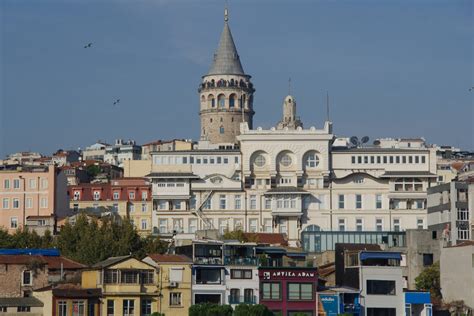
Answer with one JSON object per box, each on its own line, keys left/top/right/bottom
{"left": 104, "top": 139, "right": 141, "bottom": 167}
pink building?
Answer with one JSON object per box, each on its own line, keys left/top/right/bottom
{"left": 0, "top": 165, "right": 69, "bottom": 234}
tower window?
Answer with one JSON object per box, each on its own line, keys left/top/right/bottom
{"left": 229, "top": 94, "right": 236, "bottom": 107}
{"left": 218, "top": 94, "right": 225, "bottom": 107}
{"left": 219, "top": 126, "right": 225, "bottom": 134}
{"left": 210, "top": 118, "right": 213, "bottom": 123}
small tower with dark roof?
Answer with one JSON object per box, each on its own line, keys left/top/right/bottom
{"left": 198, "top": 8, "right": 255, "bottom": 144}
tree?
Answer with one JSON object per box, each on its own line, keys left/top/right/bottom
{"left": 415, "top": 261, "right": 441, "bottom": 301}
{"left": 86, "top": 164, "right": 101, "bottom": 177}
{"left": 234, "top": 304, "right": 273, "bottom": 316}
{"left": 56, "top": 213, "right": 169, "bottom": 265}
{"left": 188, "top": 303, "right": 232, "bottom": 316}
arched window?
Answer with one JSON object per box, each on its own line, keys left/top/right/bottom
{"left": 280, "top": 154, "right": 292, "bottom": 167}
{"left": 254, "top": 155, "right": 266, "bottom": 167}
{"left": 304, "top": 225, "right": 321, "bottom": 232}
{"left": 218, "top": 94, "right": 225, "bottom": 107}
{"left": 208, "top": 94, "right": 215, "bottom": 108}
{"left": 304, "top": 151, "right": 320, "bottom": 168}
{"left": 211, "top": 79, "right": 215, "bottom": 87}
{"left": 219, "top": 126, "right": 225, "bottom": 134}
{"left": 229, "top": 94, "right": 236, "bottom": 108}
{"left": 230, "top": 79, "right": 235, "bottom": 86}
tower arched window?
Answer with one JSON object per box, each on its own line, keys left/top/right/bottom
{"left": 208, "top": 94, "right": 215, "bottom": 108}
{"left": 229, "top": 94, "right": 236, "bottom": 108}
{"left": 219, "top": 126, "right": 225, "bottom": 134}
{"left": 218, "top": 94, "right": 225, "bottom": 108}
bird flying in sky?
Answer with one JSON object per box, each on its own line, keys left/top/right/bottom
{"left": 84, "top": 43, "right": 92, "bottom": 48}
{"left": 113, "top": 99, "right": 120, "bottom": 105}
{"left": 469, "top": 86, "right": 474, "bottom": 92}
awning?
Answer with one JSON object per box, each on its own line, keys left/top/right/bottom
{"left": 255, "top": 247, "right": 286, "bottom": 254}
{"left": 405, "top": 292, "right": 431, "bottom": 304}
{"left": 286, "top": 252, "right": 308, "bottom": 258}
{"left": 360, "top": 252, "right": 402, "bottom": 261}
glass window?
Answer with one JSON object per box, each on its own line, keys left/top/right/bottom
{"left": 376, "top": 194, "right": 382, "bottom": 209}
{"left": 356, "top": 194, "right": 362, "bottom": 209}
{"left": 10, "top": 217, "right": 18, "bottom": 229}
{"left": 188, "top": 219, "right": 197, "bottom": 233}
{"left": 141, "top": 219, "right": 147, "bottom": 230}
{"left": 129, "top": 191, "right": 135, "bottom": 200}
{"left": 250, "top": 195, "right": 257, "bottom": 209}
{"left": 170, "top": 293, "right": 182, "bottom": 306}
{"left": 264, "top": 197, "right": 271, "bottom": 209}
{"left": 366, "top": 280, "right": 396, "bottom": 295}
{"left": 4, "top": 179, "right": 10, "bottom": 189}
{"left": 376, "top": 218, "right": 383, "bottom": 231}
{"left": 159, "top": 219, "right": 168, "bottom": 233}
{"left": 280, "top": 154, "right": 292, "bottom": 167}
{"left": 249, "top": 219, "right": 258, "bottom": 232}
{"left": 141, "top": 299, "right": 152, "bottom": 316}
{"left": 122, "top": 299, "right": 134, "bottom": 316}
{"left": 13, "top": 179, "right": 20, "bottom": 189}
{"left": 13, "top": 198, "right": 19, "bottom": 209}
{"left": 113, "top": 192, "right": 119, "bottom": 200}
{"left": 356, "top": 218, "right": 363, "bottom": 232}
{"left": 2, "top": 198, "right": 8, "bottom": 209}
{"left": 288, "top": 283, "right": 313, "bottom": 300}
{"left": 338, "top": 218, "right": 345, "bottom": 232}
{"left": 262, "top": 282, "right": 281, "bottom": 300}
{"left": 254, "top": 154, "right": 266, "bottom": 167}
{"left": 72, "top": 300, "right": 85, "bottom": 316}
{"left": 219, "top": 195, "right": 226, "bottom": 210}
{"left": 58, "top": 301, "right": 68, "bottom": 316}
{"left": 264, "top": 218, "right": 272, "bottom": 233}
{"left": 338, "top": 195, "right": 344, "bottom": 209}
{"left": 22, "top": 270, "right": 32, "bottom": 285}
{"left": 351, "top": 156, "right": 356, "bottom": 164}
{"left": 28, "top": 179, "right": 36, "bottom": 189}
{"left": 393, "top": 219, "right": 400, "bottom": 232}
{"left": 41, "top": 179, "right": 48, "bottom": 189}
{"left": 234, "top": 195, "right": 241, "bottom": 210}
{"left": 417, "top": 218, "right": 424, "bottom": 229}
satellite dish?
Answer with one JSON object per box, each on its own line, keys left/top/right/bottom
{"left": 361, "top": 136, "right": 369, "bottom": 144}
{"left": 373, "top": 140, "right": 381, "bottom": 146}
{"left": 350, "top": 136, "right": 359, "bottom": 146}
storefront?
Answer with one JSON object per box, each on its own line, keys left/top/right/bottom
{"left": 258, "top": 267, "right": 318, "bottom": 316}
{"left": 316, "top": 287, "right": 361, "bottom": 316}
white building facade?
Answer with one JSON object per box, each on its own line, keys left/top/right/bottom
{"left": 146, "top": 9, "right": 439, "bottom": 249}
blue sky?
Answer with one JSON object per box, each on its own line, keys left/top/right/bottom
{"left": 1, "top": 0, "right": 472, "bottom": 157}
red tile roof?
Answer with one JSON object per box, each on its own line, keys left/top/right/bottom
{"left": 243, "top": 233, "right": 288, "bottom": 246}
{"left": 147, "top": 254, "right": 192, "bottom": 263}
{"left": 0, "top": 255, "right": 85, "bottom": 269}
{"left": 447, "top": 240, "right": 474, "bottom": 248}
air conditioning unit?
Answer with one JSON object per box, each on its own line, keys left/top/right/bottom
{"left": 169, "top": 282, "right": 178, "bottom": 288}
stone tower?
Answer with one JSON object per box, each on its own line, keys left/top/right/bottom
{"left": 198, "top": 9, "right": 255, "bottom": 144}
{"left": 276, "top": 95, "right": 303, "bottom": 130}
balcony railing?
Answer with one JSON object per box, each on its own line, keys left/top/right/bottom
{"left": 224, "top": 257, "right": 258, "bottom": 266}
{"left": 194, "top": 257, "right": 223, "bottom": 265}
{"left": 228, "top": 296, "right": 257, "bottom": 305}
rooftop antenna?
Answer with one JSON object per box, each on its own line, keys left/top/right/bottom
{"left": 326, "top": 91, "right": 330, "bottom": 122}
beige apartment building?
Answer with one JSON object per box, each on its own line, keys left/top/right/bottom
{"left": 0, "top": 165, "right": 69, "bottom": 234}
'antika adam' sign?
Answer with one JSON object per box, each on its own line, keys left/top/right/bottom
{"left": 262, "top": 270, "right": 315, "bottom": 280}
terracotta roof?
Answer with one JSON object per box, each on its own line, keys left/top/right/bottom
{"left": 147, "top": 254, "right": 192, "bottom": 263}
{"left": 51, "top": 284, "right": 101, "bottom": 298}
{"left": 243, "top": 233, "right": 288, "bottom": 246}
{"left": 0, "top": 255, "right": 84, "bottom": 269}
{"left": 447, "top": 240, "right": 474, "bottom": 248}
{"left": 451, "top": 162, "right": 465, "bottom": 171}
{"left": 42, "top": 256, "right": 85, "bottom": 269}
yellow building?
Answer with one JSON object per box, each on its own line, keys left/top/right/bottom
{"left": 82, "top": 255, "right": 160, "bottom": 316}
{"left": 143, "top": 254, "right": 193, "bottom": 316}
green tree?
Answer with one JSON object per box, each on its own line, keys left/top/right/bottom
{"left": 86, "top": 165, "right": 101, "bottom": 177}
{"left": 0, "top": 228, "right": 14, "bottom": 248}
{"left": 222, "top": 229, "right": 247, "bottom": 242}
{"left": 415, "top": 261, "right": 441, "bottom": 301}
{"left": 234, "top": 304, "right": 273, "bottom": 316}
{"left": 189, "top": 303, "right": 232, "bottom": 316}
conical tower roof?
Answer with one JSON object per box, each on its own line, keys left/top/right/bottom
{"left": 207, "top": 11, "right": 245, "bottom": 76}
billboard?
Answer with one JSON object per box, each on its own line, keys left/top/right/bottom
{"left": 318, "top": 294, "right": 339, "bottom": 316}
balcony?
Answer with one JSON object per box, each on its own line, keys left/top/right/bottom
{"left": 194, "top": 257, "right": 223, "bottom": 265}
{"left": 224, "top": 257, "right": 258, "bottom": 266}
{"left": 228, "top": 296, "right": 257, "bottom": 305}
